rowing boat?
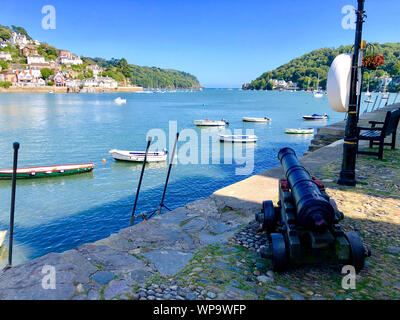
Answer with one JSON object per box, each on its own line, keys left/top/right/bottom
{"left": 194, "top": 119, "right": 227, "bottom": 126}
{"left": 0, "top": 231, "right": 6, "bottom": 247}
{"left": 285, "top": 128, "right": 314, "bottom": 134}
{"left": 0, "top": 163, "right": 95, "bottom": 180}
{"left": 109, "top": 149, "right": 168, "bottom": 162}
{"left": 219, "top": 134, "right": 258, "bottom": 143}
{"left": 242, "top": 117, "right": 271, "bottom": 122}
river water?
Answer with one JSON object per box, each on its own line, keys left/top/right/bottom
{"left": 0, "top": 89, "right": 374, "bottom": 265}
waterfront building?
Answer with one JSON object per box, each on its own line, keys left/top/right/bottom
{"left": 49, "top": 72, "right": 66, "bottom": 86}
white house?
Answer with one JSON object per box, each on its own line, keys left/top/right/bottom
{"left": 27, "top": 55, "right": 46, "bottom": 65}
{"left": 16, "top": 69, "right": 34, "bottom": 83}
{"left": 10, "top": 32, "right": 28, "bottom": 47}
{"left": 65, "top": 79, "right": 82, "bottom": 88}
{"left": 86, "top": 64, "right": 103, "bottom": 78}
{"left": 0, "top": 51, "right": 12, "bottom": 61}
{"left": 57, "top": 50, "right": 83, "bottom": 65}
{"left": 98, "top": 76, "right": 118, "bottom": 89}
{"left": 82, "top": 78, "right": 99, "bottom": 87}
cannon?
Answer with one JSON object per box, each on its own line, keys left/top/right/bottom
{"left": 255, "top": 147, "right": 370, "bottom": 272}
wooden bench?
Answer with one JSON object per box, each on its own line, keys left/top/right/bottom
{"left": 357, "top": 108, "right": 400, "bottom": 160}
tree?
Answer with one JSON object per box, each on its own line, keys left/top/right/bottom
{"left": 40, "top": 68, "right": 54, "bottom": 80}
{"left": 266, "top": 81, "right": 274, "bottom": 90}
{"left": 0, "top": 61, "right": 8, "bottom": 71}
{"left": 11, "top": 25, "right": 31, "bottom": 39}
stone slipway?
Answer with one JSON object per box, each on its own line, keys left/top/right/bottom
{"left": 0, "top": 104, "right": 398, "bottom": 300}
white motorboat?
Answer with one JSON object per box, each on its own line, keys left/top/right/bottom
{"left": 364, "top": 98, "right": 374, "bottom": 103}
{"left": 302, "top": 113, "right": 328, "bottom": 120}
{"left": 242, "top": 117, "right": 271, "bottom": 122}
{"left": 0, "top": 231, "right": 6, "bottom": 247}
{"left": 285, "top": 128, "right": 314, "bottom": 134}
{"left": 194, "top": 119, "right": 228, "bottom": 126}
{"left": 313, "top": 92, "right": 324, "bottom": 98}
{"left": 109, "top": 149, "right": 168, "bottom": 162}
{"left": 114, "top": 97, "right": 127, "bottom": 104}
{"left": 219, "top": 134, "right": 258, "bottom": 143}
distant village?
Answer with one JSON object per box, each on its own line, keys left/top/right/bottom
{"left": 0, "top": 32, "right": 131, "bottom": 91}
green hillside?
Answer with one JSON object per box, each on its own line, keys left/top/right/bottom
{"left": 88, "top": 57, "right": 201, "bottom": 89}
{"left": 244, "top": 43, "right": 400, "bottom": 92}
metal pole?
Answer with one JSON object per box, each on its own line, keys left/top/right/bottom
{"left": 338, "top": 0, "right": 366, "bottom": 186}
{"left": 157, "top": 132, "right": 179, "bottom": 215}
{"left": 129, "top": 137, "right": 152, "bottom": 226}
{"left": 6, "top": 142, "right": 19, "bottom": 269}
{"left": 371, "top": 95, "right": 379, "bottom": 111}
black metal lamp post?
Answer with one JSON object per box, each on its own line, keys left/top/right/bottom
{"left": 338, "top": 0, "right": 366, "bottom": 186}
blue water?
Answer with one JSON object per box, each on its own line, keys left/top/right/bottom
{"left": 0, "top": 89, "right": 376, "bottom": 266}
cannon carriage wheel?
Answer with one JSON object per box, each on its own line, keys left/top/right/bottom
{"left": 262, "top": 200, "right": 276, "bottom": 232}
{"left": 344, "top": 232, "right": 366, "bottom": 273}
{"left": 270, "top": 233, "right": 289, "bottom": 271}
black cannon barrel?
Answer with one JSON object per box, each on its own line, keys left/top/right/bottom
{"left": 278, "top": 147, "right": 335, "bottom": 230}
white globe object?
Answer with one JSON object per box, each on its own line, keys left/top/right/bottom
{"left": 327, "top": 53, "right": 353, "bottom": 113}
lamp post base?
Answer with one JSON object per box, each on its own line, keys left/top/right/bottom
{"left": 338, "top": 170, "right": 356, "bottom": 186}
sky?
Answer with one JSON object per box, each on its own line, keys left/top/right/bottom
{"left": 1, "top": 0, "right": 399, "bottom": 87}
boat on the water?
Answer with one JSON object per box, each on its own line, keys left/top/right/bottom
{"left": 114, "top": 97, "right": 127, "bottom": 104}
{"left": 302, "top": 113, "right": 328, "bottom": 120}
{"left": 109, "top": 149, "right": 168, "bottom": 162}
{"left": 194, "top": 119, "right": 228, "bottom": 126}
{"left": 0, "top": 163, "right": 95, "bottom": 180}
{"left": 0, "top": 231, "right": 6, "bottom": 247}
{"left": 364, "top": 98, "right": 374, "bottom": 103}
{"left": 242, "top": 117, "right": 271, "bottom": 122}
{"left": 219, "top": 134, "right": 258, "bottom": 143}
{"left": 313, "top": 92, "right": 324, "bottom": 98}
{"left": 285, "top": 128, "right": 314, "bottom": 134}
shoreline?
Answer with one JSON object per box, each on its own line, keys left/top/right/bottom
{"left": 0, "top": 86, "right": 144, "bottom": 93}
{"left": 0, "top": 104, "right": 398, "bottom": 300}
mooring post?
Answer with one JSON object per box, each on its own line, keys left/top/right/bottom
{"left": 129, "top": 137, "right": 152, "bottom": 226}
{"left": 157, "top": 132, "right": 179, "bottom": 215}
{"left": 371, "top": 95, "right": 379, "bottom": 111}
{"left": 5, "top": 142, "right": 19, "bottom": 269}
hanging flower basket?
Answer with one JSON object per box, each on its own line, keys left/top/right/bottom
{"left": 362, "top": 54, "right": 384, "bottom": 70}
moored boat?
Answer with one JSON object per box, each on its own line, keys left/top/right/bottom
{"left": 242, "top": 117, "right": 271, "bottom": 122}
{"left": 285, "top": 128, "right": 314, "bottom": 134}
{"left": 0, "top": 231, "right": 6, "bottom": 247}
{"left": 109, "top": 149, "right": 168, "bottom": 162}
{"left": 114, "top": 97, "right": 127, "bottom": 104}
{"left": 219, "top": 134, "right": 258, "bottom": 143}
{"left": 0, "top": 163, "right": 95, "bottom": 180}
{"left": 194, "top": 119, "right": 228, "bottom": 126}
{"left": 302, "top": 113, "right": 328, "bottom": 120}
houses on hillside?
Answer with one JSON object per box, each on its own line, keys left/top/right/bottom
{"left": 57, "top": 50, "right": 83, "bottom": 65}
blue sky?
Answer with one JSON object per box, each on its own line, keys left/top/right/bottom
{"left": 1, "top": 0, "right": 399, "bottom": 87}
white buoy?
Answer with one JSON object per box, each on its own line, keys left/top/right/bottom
{"left": 327, "top": 53, "right": 353, "bottom": 113}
